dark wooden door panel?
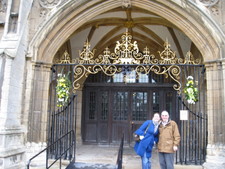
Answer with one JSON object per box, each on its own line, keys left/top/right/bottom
{"left": 85, "top": 123, "right": 97, "bottom": 142}
{"left": 112, "top": 122, "right": 128, "bottom": 143}
{"left": 98, "top": 123, "right": 108, "bottom": 143}
{"left": 98, "top": 91, "right": 109, "bottom": 143}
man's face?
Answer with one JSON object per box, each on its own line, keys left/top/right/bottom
{"left": 161, "top": 111, "right": 169, "bottom": 122}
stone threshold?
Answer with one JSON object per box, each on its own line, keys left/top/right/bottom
{"left": 175, "top": 165, "right": 203, "bottom": 169}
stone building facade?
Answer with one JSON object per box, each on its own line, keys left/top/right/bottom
{"left": 0, "top": 0, "right": 225, "bottom": 168}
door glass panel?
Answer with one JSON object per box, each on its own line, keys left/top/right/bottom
{"left": 113, "top": 92, "right": 128, "bottom": 120}
{"left": 126, "top": 71, "right": 136, "bottom": 83}
{"left": 132, "top": 92, "right": 148, "bottom": 121}
{"left": 165, "top": 92, "right": 173, "bottom": 117}
{"left": 101, "top": 91, "right": 108, "bottom": 120}
{"left": 113, "top": 73, "right": 123, "bottom": 83}
{"left": 89, "top": 91, "right": 96, "bottom": 120}
{"left": 138, "top": 73, "right": 149, "bottom": 83}
{"left": 153, "top": 91, "right": 159, "bottom": 113}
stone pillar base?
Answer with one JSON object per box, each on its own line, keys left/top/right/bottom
{"left": 203, "top": 144, "right": 225, "bottom": 169}
{"left": 0, "top": 129, "right": 25, "bottom": 169}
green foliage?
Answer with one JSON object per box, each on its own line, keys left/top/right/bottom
{"left": 56, "top": 72, "right": 72, "bottom": 107}
{"left": 183, "top": 76, "right": 198, "bottom": 104}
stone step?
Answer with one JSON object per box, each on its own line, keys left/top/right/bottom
{"left": 66, "top": 162, "right": 117, "bottom": 169}
{"left": 175, "top": 165, "right": 203, "bottom": 169}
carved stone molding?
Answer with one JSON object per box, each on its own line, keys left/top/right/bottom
{"left": 198, "top": 0, "right": 219, "bottom": 7}
{"left": 198, "top": 0, "right": 220, "bottom": 15}
{"left": 39, "top": 0, "right": 62, "bottom": 9}
{"left": 122, "top": 0, "right": 131, "bottom": 8}
{"left": 0, "top": 0, "right": 7, "bottom": 13}
{"left": 39, "top": 0, "right": 68, "bottom": 17}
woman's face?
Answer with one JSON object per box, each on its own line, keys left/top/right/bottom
{"left": 153, "top": 113, "right": 160, "bottom": 122}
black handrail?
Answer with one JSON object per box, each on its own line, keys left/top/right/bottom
{"left": 27, "top": 130, "right": 75, "bottom": 169}
{"left": 178, "top": 96, "right": 207, "bottom": 120}
{"left": 116, "top": 134, "right": 124, "bottom": 169}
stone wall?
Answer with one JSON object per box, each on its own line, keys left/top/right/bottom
{"left": 1, "top": 0, "right": 225, "bottom": 168}
{"left": 0, "top": 0, "right": 33, "bottom": 168}
{"left": 203, "top": 61, "right": 225, "bottom": 168}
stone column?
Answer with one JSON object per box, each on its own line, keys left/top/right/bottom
{"left": 0, "top": 0, "right": 36, "bottom": 168}
{"left": 76, "top": 89, "right": 83, "bottom": 145}
{"left": 203, "top": 61, "right": 225, "bottom": 169}
{"left": 25, "top": 62, "right": 52, "bottom": 143}
{"left": 0, "top": 53, "right": 25, "bottom": 168}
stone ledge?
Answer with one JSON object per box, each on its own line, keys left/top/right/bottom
{"left": 1, "top": 162, "right": 25, "bottom": 169}
{"left": 0, "top": 128, "right": 24, "bottom": 135}
{"left": 0, "top": 147, "right": 25, "bottom": 157}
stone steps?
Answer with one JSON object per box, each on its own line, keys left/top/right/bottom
{"left": 26, "top": 144, "right": 204, "bottom": 169}
{"left": 175, "top": 165, "right": 203, "bottom": 169}
{"left": 66, "top": 162, "right": 117, "bottom": 169}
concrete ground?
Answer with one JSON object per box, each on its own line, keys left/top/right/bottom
{"left": 26, "top": 144, "right": 203, "bottom": 169}
{"left": 75, "top": 145, "right": 203, "bottom": 169}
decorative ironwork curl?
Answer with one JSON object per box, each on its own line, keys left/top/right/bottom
{"left": 56, "top": 31, "right": 202, "bottom": 94}
{"left": 167, "top": 65, "right": 181, "bottom": 92}
{"left": 73, "top": 65, "right": 86, "bottom": 92}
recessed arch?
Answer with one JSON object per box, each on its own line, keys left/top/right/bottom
{"left": 28, "top": 0, "right": 224, "bottom": 64}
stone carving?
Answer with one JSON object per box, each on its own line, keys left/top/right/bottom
{"left": 198, "top": 0, "right": 219, "bottom": 7}
{"left": 40, "top": 8, "right": 48, "bottom": 17}
{"left": 198, "top": 0, "right": 220, "bottom": 15}
{"left": 39, "top": 0, "right": 68, "bottom": 17}
{"left": 0, "top": 0, "right": 7, "bottom": 13}
{"left": 39, "top": 0, "right": 62, "bottom": 8}
{"left": 122, "top": 0, "right": 131, "bottom": 8}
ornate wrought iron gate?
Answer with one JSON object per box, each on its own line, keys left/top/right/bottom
{"left": 176, "top": 65, "right": 207, "bottom": 165}
{"left": 47, "top": 65, "right": 77, "bottom": 163}
{"left": 49, "top": 32, "right": 207, "bottom": 165}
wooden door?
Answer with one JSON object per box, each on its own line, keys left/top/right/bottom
{"left": 83, "top": 87, "right": 177, "bottom": 144}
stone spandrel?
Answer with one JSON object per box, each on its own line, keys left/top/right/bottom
{"left": 195, "top": 0, "right": 223, "bottom": 25}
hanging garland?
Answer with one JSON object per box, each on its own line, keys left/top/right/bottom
{"left": 183, "top": 76, "right": 198, "bottom": 104}
{"left": 56, "top": 71, "right": 72, "bottom": 107}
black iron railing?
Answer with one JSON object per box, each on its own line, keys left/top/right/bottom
{"left": 176, "top": 96, "right": 208, "bottom": 165}
{"left": 116, "top": 134, "right": 124, "bottom": 169}
{"left": 47, "top": 95, "right": 77, "bottom": 160}
{"left": 27, "top": 130, "right": 75, "bottom": 169}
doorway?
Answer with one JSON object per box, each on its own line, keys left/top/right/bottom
{"left": 82, "top": 72, "right": 177, "bottom": 145}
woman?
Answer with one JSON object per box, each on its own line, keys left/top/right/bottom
{"left": 134, "top": 113, "right": 161, "bottom": 169}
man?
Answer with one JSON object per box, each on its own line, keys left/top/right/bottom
{"left": 157, "top": 110, "right": 180, "bottom": 169}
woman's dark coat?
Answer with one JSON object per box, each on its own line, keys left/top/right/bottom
{"left": 134, "top": 120, "right": 159, "bottom": 158}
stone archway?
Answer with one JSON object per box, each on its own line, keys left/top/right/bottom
{"left": 28, "top": 0, "right": 223, "bottom": 63}
{"left": 26, "top": 0, "right": 225, "bottom": 167}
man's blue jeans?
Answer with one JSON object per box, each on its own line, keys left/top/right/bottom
{"left": 141, "top": 152, "right": 151, "bottom": 169}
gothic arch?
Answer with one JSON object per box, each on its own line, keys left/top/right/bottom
{"left": 28, "top": 0, "right": 224, "bottom": 64}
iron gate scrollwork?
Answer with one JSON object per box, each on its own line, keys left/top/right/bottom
{"left": 55, "top": 32, "right": 201, "bottom": 94}
{"left": 51, "top": 31, "right": 207, "bottom": 165}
